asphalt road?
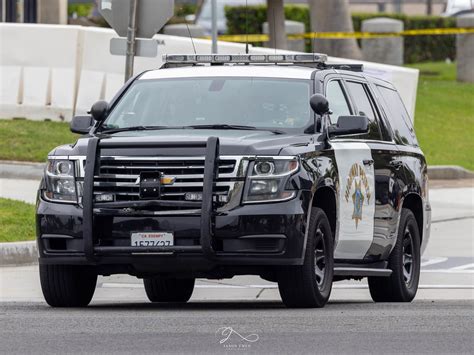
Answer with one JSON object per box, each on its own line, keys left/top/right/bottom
{"left": 1, "top": 300, "right": 473, "bottom": 354}
{"left": 1, "top": 180, "right": 473, "bottom": 354}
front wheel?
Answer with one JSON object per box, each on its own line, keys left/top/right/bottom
{"left": 143, "top": 277, "right": 195, "bottom": 303}
{"left": 277, "top": 207, "right": 334, "bottom": 308}
{"left": 39, "top": 264, "right": 97, "bottom": 307}
{"left": 368, "top": 208, "right": 421, "bottom": 302}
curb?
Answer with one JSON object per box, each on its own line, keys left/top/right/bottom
{"left": 0, "top": 241, "right": 38, "bottom": 266}
{"left": 428, "top": 165, "right": 474, "bottom": 180}
{"left": 0, "top": 161, "right": 44, "bottom": 180}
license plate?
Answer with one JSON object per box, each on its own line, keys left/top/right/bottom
{"left": 131, "top": 232, "right": 174, "bottom": 247}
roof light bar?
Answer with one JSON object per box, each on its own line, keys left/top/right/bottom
{"left": 163, "top": 53, "right": 328, "bottom": 65}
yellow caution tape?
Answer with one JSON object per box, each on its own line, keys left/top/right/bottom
{"left": 207, "top": 27, "right": 474, "bottom": 43}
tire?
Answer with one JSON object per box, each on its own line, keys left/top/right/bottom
{"left": 143, "top": 277, "right": 195, "bottom": 303}
{"left": 39, "top": 264, "right": 97, "bottom": 307}
{"left": 368, "top": 208, "right": 421, "bottom": 302}
{"left": 277, "top": 207, "right": 334, "bottom": 308}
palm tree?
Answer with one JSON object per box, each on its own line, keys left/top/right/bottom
{"left": 308, "top": 0, "right": 362, "bottom": 59}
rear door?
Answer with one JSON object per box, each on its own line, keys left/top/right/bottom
{"left": 343, "top": 77, "right": 405, "bottom": 261}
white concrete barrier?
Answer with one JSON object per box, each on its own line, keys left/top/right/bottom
{"left": 75, "top": 27, "right": 124, "bottom": 115}
{"left": 0, "top": 65, "right": 21, "bottom": 118}
{"left": 0, "top": 23, "right": 81, "bottom": 120}
{"left": 0, "top": 23, "right": 419, "bottom": 121}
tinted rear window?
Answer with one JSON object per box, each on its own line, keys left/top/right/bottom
{"left": 376, "top": 85, "right": 418, "bottom": 146}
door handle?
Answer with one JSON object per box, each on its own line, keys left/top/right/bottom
{"left": 389, "top": 160, "right": 403, "bottom": 169}
{"left": 363, "top": 159, "right": 374, "bottom": 166}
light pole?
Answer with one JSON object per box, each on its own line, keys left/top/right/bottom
{"left": 427, "top": 0, "right": 433, "bottom": 15}
{"left": 125, "top": 0, "right": 138, "bottom": 82}
{"left": 211, "top": 0, "right": 218, "bottom": 53}
{"left": 394, "top": 0, "right": 402, "bottom": 13}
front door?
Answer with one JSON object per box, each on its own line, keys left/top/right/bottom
{"left": 324, "top": 78, "right": 376, "bottom": 260}
{"left": 332, "top": 142, "right": 376, "bottom": 260}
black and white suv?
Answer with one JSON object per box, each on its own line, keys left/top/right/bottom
{"left": 37, "top": 54, "right": 431, "bottom": 308}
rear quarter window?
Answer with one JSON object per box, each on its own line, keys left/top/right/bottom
{"left": 376, "top": 85, "right": 418, "bottom": 146}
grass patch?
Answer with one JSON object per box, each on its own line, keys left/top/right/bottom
{"left": 0, "top": 120, "right": 77, "bottom": 163}
{"left": 407, "top": 62, "right": 474, "bottom": 170}
{"left": 0, "top": 198, "right": 35, "bottom": 242}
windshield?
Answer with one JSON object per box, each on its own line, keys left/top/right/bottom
{"left": 103, "top": 77, "right": 312, "bottom": 131}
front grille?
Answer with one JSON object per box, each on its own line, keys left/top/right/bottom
{"left": 93, "top": 157, "right": 238, "bottom": 203}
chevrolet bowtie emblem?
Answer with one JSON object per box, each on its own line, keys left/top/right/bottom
{"left": 135, "top": 176, "right": 176, "bottom": 185}
{"left": 161, "top": 176, "right": 176, "bottom": 185}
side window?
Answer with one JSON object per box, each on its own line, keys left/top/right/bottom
{"left": 346, "top": 81, "right": 382, "bottom": 141}
{"left": 376, "top": 85, "right": 418, "bottom": 146}
{"left": 325, "top": 80, "right": 351, "bottom": 125}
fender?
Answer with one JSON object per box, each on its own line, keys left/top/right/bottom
{"left": 299, "top": 152, "right": 338, "bottom": 261}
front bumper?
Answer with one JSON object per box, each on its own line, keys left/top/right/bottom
{"left": 37, "top": 191, "right": 310, "bottom": 271}
{"left": 37, "top": 137, "right": 311, "bottom": 274}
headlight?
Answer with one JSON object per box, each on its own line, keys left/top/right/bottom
{"left": 44, "top": 160, "right": 78, "bottom": 203}
{"left": 243, "top": 158, "right": 299, "bottom": 203}
{"left": 254, "top": 161, "right": 275, "bottom": 176}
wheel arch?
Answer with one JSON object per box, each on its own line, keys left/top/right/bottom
{"left": 312, "top": 186, "right": 337, "bottom": 240}
{"left": 401, "top": 193, "right": 424, "bottom": 243}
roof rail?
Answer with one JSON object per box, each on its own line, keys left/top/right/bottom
{"left": 322, "top": 63, "right": 364, "bottom": 72}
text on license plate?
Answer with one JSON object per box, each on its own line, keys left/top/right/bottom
{"left": 131, "top": 232, "right": 174, "bottom": 247}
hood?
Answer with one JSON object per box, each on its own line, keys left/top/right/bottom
{"left": 53, "top": 129, "right": 316, "bottom": 157}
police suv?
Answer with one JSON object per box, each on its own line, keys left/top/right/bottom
{"left": 37, "top": 54, "right": 431, "bottom": 308}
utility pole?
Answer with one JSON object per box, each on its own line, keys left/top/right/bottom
{"left": 211, "top": 0, "right": 218, "bottom": 53}
{"left": 394, "top": 0, "right": 402, "bottom": 13}
{"left": 426, "top": 0, "right": 433, "bottom": 15}
{"left": 125, "top": 0, "right": 138, "bottom": 82}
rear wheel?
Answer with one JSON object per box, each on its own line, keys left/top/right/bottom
{"left": 39, "top": 264, "right": 97, "bottom": 307}
{"left": 143, "top": 277, "right": 195, "bottom": 303}
{"left": 368, "top": 208, "right": 421, "bottom": 302}
{"left": 277, "top": 207, "right": 334, "bottom": 308}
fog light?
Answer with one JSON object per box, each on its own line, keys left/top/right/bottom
{"left": 185, "top": 192, "right": 203, "bottom": 201}
{"left": 95, "top": 193, "right": 114, "bottom": 202}
{"left": 218, "top": 195, "right": 229, "bottom": 203}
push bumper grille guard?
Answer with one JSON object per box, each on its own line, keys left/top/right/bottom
{"left": 82, "top": 137, "right": 220, "bottom": 261}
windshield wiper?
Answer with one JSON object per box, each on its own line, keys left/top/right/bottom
{"left": 187, "top": 124, "right": 284, "bottom": 135}
{"left": 100, "top": 125, "right": 176, "bottom": 134}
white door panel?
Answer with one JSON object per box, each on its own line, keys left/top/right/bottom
{"left": 332, "top": 142, "right": 375, "bottom": 260}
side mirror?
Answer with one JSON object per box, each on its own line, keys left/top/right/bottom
{"left": 90, "top": 100, "right": 109, "bottom": 122}
{"left": 70, "top": 115, "right": 93, "bottom": 134}
{"left": 328, "top": 115, "right": 369, "bottom": 137}
{"left": 309, "top": 94, "right": 330, "bottom": 116}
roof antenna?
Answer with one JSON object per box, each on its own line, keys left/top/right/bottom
{"left": 311, "top": 28, "right": 320, "bottom": 68}
{"left": 185, "top": 11, "right": 197, "bottom": 55}
{"left": 245, "top": 0, "right": 249, "bottom": 54}
{"left": 272, "top": 5, "right": 277, "bottom": 56}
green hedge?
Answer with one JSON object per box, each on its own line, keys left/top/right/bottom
{"left": 68, "top": 4, "right": 94, "bottom": 17}
{"left": 225, "top": 5, "right": 456, "bottom": 63}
